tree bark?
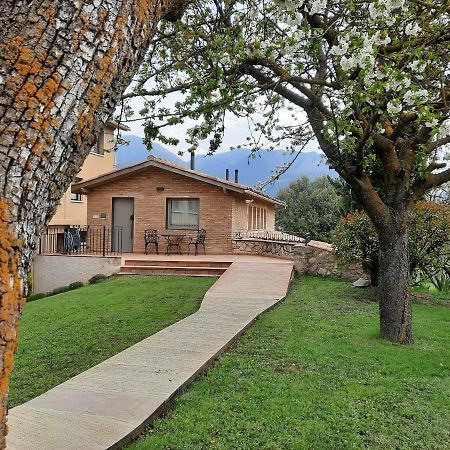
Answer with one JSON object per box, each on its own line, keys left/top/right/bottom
{"left": 377, "top": 211, "right": 413, "bottom": 344}
{"left": 369, "top": 256, "right": 379, "bottom": 287}
{"left": 0, "top": 1, "right": 187, "bottom": 447}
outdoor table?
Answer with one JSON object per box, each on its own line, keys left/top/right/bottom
{"left": 161, "top": 233, "right": 186, "bottom": 255}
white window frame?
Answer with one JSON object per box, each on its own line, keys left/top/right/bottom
{"left": 70, "top": 192, "right": 83, "bottom": 203}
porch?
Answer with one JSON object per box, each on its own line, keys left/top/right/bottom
{"left": 38, "top": 226, "right": 307, "bottom": 258}
{"left": 118, "top": 252, "right": 288, "bottom": 276}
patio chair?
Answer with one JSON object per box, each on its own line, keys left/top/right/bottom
{"left": 188, "top": 229, "right": 206, "bottom": 255}
{"left": 144, "top": 229, "right": 159, "bottom": 254}
{"left": 63, "top": 228, "right": 74, "bottom": 254}
{"left": 61, "top": 228, "right": 81, "bottom": 254}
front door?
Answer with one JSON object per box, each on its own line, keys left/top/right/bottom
{"left": 112, "top": 197, "right": 134, "bottom": 252}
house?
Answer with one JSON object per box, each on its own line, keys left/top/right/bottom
{"left": 71, "top": 156, "right": 285, "bottom": 254}
{"left": 47, "top": 121, "right": 129, "bottom": 231}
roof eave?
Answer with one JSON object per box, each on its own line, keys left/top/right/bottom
{"left": 105, "top": 120, "right": 130, "bottom": 131}
{"left": 72, "top": 158, "right": 285, "bottom": 207}
{"left": 243, "top": 189, "right": 286, "bottom": 207}
{"left": 71, "top": 159, "right": 248, "bottom": 195}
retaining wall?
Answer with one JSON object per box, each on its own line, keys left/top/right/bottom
{"left": 33, "top": 255, "right": 122, "bottom": 294}
{"left": 233, "top": 237, "right": 365, "bottom": 281}
{"left": 293, "top": 241, "right": 364, "bottom": 281}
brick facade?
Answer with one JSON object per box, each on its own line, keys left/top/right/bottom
{"left": 85, "top": 166, "right": 277, "bottom": 254}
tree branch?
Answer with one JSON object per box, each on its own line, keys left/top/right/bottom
{"left": 412, "top": 167, "right": 450, "bottom": 200}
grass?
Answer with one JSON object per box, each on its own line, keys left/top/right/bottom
{"left": 413, "top": 284, "right": 450, "bottom": 305}
{"left": 9, "top": 275, "right": 215, "bottom": 408}
{"left": 128, "top": 275, "right": 450, "bottom": 450}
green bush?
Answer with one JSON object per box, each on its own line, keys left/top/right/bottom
{"left": 69, "top": 281, "right": 84, "bottom": 290}
{"left": 26, "top": 281, "right": 83, "bottom": 302}
{"left": 89, "top": 274, "right": 108, "bottom": 284}
{"left": 332, "top": 210, "right": 379, "bottom": 284}
{"left": 51, "top": 286, "right": 72, "bottom": 296}
{"left": 276, "top": 176, "right": 341, "bottom": 242}
{"left": 333, "top": 201, "right": 450, "bottom": 288}
{"left": 26, "top": 293, "right": 48, "bottom": 302}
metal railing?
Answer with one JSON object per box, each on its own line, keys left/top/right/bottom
{"left": 234, "top": 229, "right": 310, "bottom": 244}
{"left": 38, "top": 226, "right": 123, "bottom": 256}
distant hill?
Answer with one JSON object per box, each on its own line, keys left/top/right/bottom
{"left": 116, "top": 135, "right": 185, "bottom": 167}
{"left": 194, "top": 149, "right": 336, "bottom": 194}
{"left": 115, "top": 134, "right": 336, "bottom": 196}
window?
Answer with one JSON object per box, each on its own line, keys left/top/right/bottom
{"left": 91, "top": 131, "right": 105, "bottom": 155}
{"left": 167, "top": 198, "right": 199, "bottom": 229}
{"left": 248, "top": 205, "right": 267, "bottom": 230}
{"left": 70, "top": 192, "right": 83, "bottom": 202}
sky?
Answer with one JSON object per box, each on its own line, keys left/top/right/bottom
{"left": 121, "top": 92, "right": 320, "bottom": 161}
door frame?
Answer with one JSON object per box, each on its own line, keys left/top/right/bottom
{"left": 112, "top": 197, "right": 135, "bottom": 253}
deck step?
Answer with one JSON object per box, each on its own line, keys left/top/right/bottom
{"left": 123, "top": 259, "right": 231, "bottom": 268}
{"left": 119, "top": 265, "right": 226, "bottom": 276}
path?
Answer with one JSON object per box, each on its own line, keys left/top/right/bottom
{"left": 7, "top": 256, "right": 293, "bottom": 450}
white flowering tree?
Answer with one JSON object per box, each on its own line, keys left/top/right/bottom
{"left": 126, "top": 0, "right": 450, "bottom": 343}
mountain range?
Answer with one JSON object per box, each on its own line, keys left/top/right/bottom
{"left": 115, "top": 134, "right": 336, "bottom": 196}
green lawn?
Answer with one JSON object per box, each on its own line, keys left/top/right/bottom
{"left": 128, "top": 275, "right": 450, "bottom": 450}
{"left": 9, "top": 275, "right": 215, "bottom": 408}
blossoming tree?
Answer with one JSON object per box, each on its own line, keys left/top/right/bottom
{"left": 0, "top": 1, "right": 190, "bottom": 446}
{"left": 125, "top": 0, "right": 450, "bottom": 344}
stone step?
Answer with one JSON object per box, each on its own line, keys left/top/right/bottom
{"left": 123, "top": 259, "right": 231, "bottom": 269}
{"left": 119, "top": 265, "right": 226, "bottom": 276}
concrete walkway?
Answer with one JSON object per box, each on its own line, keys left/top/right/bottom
{"left": 7, "top": 256, "right": 293, "bottom": 450}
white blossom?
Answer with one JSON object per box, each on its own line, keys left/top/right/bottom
{"left": 425, "top": 119, "right": 439, "bottom": 128}
{"left": 438, "top": 121, "right": 450, "bottom": 139}
{"left": 405, "top": 22, "right": 421, "bottom": 36}
{"left": 308, "top": 0, "right": 327, "bottom": 15}
{"left": 387, "top": 101, "right": 403, "bottom": 115}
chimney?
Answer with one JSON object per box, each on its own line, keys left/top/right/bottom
{"left": 225, "top": 169, "right": 230, "bottom": 181}
{"left": 234, "top": 169, "right": 239, "bottom": 183}
{"left": 190, "top": 151, "right": 195, "bottom": 170}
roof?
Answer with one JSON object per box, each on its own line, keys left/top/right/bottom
{"left": 72, "top": 156, "right": 285, "bottom": 207}
{"left": 105, "top": 120, "right": 130, "bottom": 132}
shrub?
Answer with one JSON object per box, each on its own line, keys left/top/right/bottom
{"left": 430, "top": 272, "right": 450, "bottom": 293}
{"left": 89, "top": 274, "right": 108, "bottom": 284}
{"left": 332, "top": 211, "right": 379, "bottom": 284}
{"left": 333, "top": 202, "right": 450, "bottom": 289}
{"left": 69, "top": 281, "right": 84, "bottom": 290}
{"left": 276, "top": 176, "right": 341, "bottom": 242}
{"left": 51, "top": 286, "right": 72, "bottom": 296}
{"left": 26, "top": 293, "right": 48, "bottom": 302}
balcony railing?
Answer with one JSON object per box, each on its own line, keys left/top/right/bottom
{"left": 234, "top": 229, "right": 310, "bottom": 244}
{"left": 38, "top": 226, "right": 123, "bottom": 256}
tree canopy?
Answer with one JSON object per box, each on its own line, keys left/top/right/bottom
{"left": 125, "top": 0, "right": 450, "bottom": 212}
{"left": 276, "top": 176, "right": 341, "bottom": 242}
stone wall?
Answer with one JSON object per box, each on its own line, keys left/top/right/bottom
{"left": 232, "top": 238, "right": 295, "bottom": 258}
{"left": 293, "top": 241, "right": 365, "bottom": 281}
{"left": 33, "top": 255, "right": 122, "bottom": 294}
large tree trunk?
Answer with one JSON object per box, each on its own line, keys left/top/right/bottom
{"left": 377, "top": 212, "right": 413, "bottom": 344}
{"left": 0, "top": 1, "right": 187, "bottom": 447}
